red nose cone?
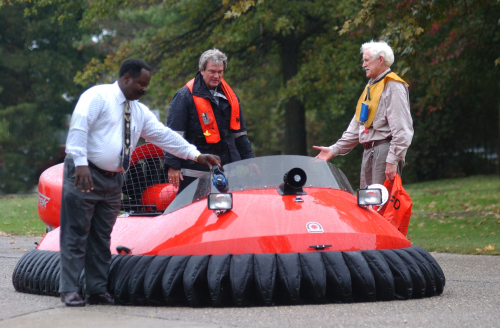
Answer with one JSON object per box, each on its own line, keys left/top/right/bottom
{"left": 37, "top": 163, "right": 64, "bottom": 228}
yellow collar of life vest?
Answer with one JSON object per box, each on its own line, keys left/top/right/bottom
{"left": 355, "top": 72, "right": 408, "bottom": 128}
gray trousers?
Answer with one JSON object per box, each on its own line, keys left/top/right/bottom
{"left": 59, "top": 157, "right": 122, "bottom": 295}
{"left": 360, "top": 142, "right": 404, "bottom": 189}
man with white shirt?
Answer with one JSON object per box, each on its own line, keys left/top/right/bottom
{"left": 313, "top": 41, "right": 413, "bottom": 188}
{"left": 164, "top": 49, "right": 254, "bottom": 193}
{"left": 59, "top": 58, "right": 220, "bottom": 307}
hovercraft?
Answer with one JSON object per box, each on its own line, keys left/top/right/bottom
{"left": 13, "top": 144, "right": 445, "bottom": 306}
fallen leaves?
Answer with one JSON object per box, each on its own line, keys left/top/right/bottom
{"left": 476, "top": 244, "right": 495, "bottom": 253}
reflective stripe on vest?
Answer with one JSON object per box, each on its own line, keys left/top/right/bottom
{"left": 186, "top": 78, "right": 240, "bottom": 143}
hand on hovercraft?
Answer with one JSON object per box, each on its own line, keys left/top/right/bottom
{"left": 168, "top": 154, "right": 221, "bottom": 188}
{"left": 197, "top": 154, "right": 221, "bottom": 170}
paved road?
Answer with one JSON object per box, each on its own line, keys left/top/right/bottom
{"left": 0, "top": 235, "right": 499, "bottom": 328}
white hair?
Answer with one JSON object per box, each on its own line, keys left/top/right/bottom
{"left": 361, "top": 40, "right": 394, "bottom": 67}
{"left": 199, "top": 48, "right": 228, "bottom": 71}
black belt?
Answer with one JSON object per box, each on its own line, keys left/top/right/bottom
{"left": 88, "top": 161, "right": 118, "bottom": 177}
{"left": 362, "top": 137, "right": 392, "bottom": 150}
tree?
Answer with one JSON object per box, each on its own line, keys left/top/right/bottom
{"left": 0, "top": 2, "right": 102, "bottom": 193}
{"left": 6, "top": 0, "right": 497, "bottom": 188}
{"left": 343, "top": 0, "right": 500, "bottom": 179}
{"left": 6, "top": 0, "right": 390, "bottom": 185}
{"left": 62, "top": 0, "right": 366, "bottom": 156}
{"left": 233, "top": 0, "right": 500, "bottom": 180}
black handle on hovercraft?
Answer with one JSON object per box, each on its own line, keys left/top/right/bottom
{"left": 212, "top": 166, "right": 228, "bottom": 192}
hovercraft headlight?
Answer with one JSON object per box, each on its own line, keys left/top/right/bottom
{"left": 357, "top": 184, "right": 389, "bottom": 207}
{"left": 357, "top": 189, "right": 383, "bottom": 206}
{"left": 208, "top": 193, "right": 233, "bottom": 211}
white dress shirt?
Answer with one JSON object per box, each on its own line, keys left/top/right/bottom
{"left": 66, "top": 82, "right": 199, "bottom": 172}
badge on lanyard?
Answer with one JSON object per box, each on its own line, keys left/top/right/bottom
{"left": 201, "top": 112, "right": 210, "bottom": 125}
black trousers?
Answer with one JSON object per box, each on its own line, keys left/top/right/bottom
{"left": 59, "top": 157, "right": 122, "bottom": 294}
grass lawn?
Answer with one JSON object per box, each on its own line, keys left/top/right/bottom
{"left": 405, "top": 175, "right": 500, "bottom": 255}
{"left": 0, "top": 195, "right": 45, "bottom": 236}
{"left": 1, "top": 174, "right": 499, "bottom": 254}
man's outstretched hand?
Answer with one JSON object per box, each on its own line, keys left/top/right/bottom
{"left": 312, "top": 146, "right": 334, "bottom": 161}
{"left": 197, "top": 154, "right": 221, "bottom": 169}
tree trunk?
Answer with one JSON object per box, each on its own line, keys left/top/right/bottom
{"left": 497, "top": 93, "right": 500, "bottom": 175}
{"left": 280, "top": 36, "right": 307, "bottom": 155}
{"left": 284, "top": 97, "right": 307, "bottom": 155}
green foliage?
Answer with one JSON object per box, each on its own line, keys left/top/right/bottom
{"left": 3, "top": 0, "right": 372, "bottom": 159}
{"left": 67, "top": 0, "right": 499, "bottom": 177}
{"left": 0, "top": 1, "right": 103, "bottom": 193}
{"left": 407, "top": 1, "right": 499, "bottom": 179}
{"left": 2, "top": 0, "right": 498, "bottom": 191}
{"left": 344, "top": 0, "right": 500, "bottom": 180}
{"left": 0, "top": 103, "right": 60, "bottom": 192}
{"left": 66, "top": 0, "right": 371, "bottom": 157}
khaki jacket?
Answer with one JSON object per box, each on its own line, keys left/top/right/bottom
{"left": 329, "top": 69, "right": 414, "bottom": 165}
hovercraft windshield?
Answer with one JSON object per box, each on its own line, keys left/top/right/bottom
{"left": 164, "top": 155, "right": 354, "bottom": 214}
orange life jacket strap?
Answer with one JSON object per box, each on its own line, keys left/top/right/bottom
{"left": 220, "top": 78, "right": 241, "bottom": 130}
{"left": 186, "top": 79, "right": 220, "bottom": 143}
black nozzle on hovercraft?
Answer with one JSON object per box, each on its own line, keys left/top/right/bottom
{"left": 278, "top": 167, "right": 307, "bottom": 195}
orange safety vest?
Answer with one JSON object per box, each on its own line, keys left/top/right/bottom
{"left": 185, "top": 78, "right": 241, "bottom": 143}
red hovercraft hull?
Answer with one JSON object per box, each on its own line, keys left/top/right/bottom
{"left": 13, "top": 145, "right": 445, "bottom": 306}
{"left": 37, "top": 188, "right": 411, "bottom": 255}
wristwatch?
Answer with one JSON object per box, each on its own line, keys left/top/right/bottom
{"left": 194, "top": 153, "right": 200, "bottom": 162}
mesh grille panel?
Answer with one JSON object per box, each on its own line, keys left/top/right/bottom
{"left": 121, "top": 144, "right": 176, "bottom": 215}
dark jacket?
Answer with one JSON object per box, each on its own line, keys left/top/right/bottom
{"left": 164, "top": 72, "right": 254, "bottom": 171}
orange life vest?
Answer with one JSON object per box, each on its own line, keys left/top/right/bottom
{"left": 185, "top": 78, "right": 241, "bottom": 143}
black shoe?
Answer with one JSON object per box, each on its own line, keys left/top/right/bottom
{"left": 86, "top": 291, "right": 115, "bottom": 305}
{"left": 60, "top": 292, "right": 85, "bottom": 307}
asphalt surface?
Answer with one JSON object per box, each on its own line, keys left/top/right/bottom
{"left": 0, "top": 235, "right": 499, "bottom": 328}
